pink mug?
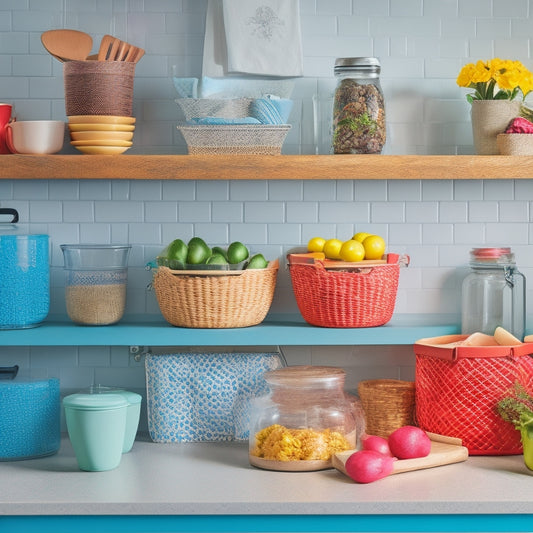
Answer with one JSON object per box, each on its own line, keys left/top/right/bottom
{"left": 0, "top": 104, "right": 12, "bottom": 154}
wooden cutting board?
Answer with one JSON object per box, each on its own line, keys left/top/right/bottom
{"left": 332, "top": 432, "right": 469, "bottom": 478}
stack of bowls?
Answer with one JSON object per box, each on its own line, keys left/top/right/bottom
{"left": 67, "top": 115, "right": 135, "bottom": 155}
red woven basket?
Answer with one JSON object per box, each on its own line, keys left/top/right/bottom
{"left": 415, "top": 335, "right": 533, "bottom": 455}
{"left": 289, "top": 261, "right": 400, "bottom": 328}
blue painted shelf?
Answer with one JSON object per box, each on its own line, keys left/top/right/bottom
{"left": 0, "top": 314, "right": 460, "bottom": 346}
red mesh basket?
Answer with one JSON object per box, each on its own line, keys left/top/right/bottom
{"left": 288, "top": 260, "right": 401, "bottom": 328}
{"left": 415, "top": 335, "right": 533, "bottom": 455}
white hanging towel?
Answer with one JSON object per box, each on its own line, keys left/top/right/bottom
{"left": 202, "top": 0, "right": 227, "bottom": 77}
{"left": 221, "top": 0, "right": 304, "bottom": 77}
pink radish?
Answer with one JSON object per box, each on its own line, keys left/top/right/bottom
{"left": 361, "top": 434, "right": 393, "bottom": 456}
{"left": 388, "top": 425, "right": 431, "bottom": 459}
{"left": 344, "top": 450, "right": 395, "bottom": 484}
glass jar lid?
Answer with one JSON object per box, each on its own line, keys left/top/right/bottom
{"left": 264, "top": 365, "right": 346, "bottom": 389}
{"left": 334, "top": 57, "right": 381, "bottom": 74}
{"left": 469, "top": 247, "right": 515, "bottom": 264}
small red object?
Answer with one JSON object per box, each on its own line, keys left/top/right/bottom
{"left": 505, "top": 117, "right": 533, "bottom": 134}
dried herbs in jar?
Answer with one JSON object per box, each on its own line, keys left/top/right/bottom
{"left": 332, "top": 57, "right": 386, "bottom": 154}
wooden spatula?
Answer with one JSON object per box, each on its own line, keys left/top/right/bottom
{"left": 41, "top": 29, "right": 93, "bottom": 62}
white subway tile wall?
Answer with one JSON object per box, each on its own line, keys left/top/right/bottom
{"left": 2, "top": 0, "right": 533, "bottom": 422}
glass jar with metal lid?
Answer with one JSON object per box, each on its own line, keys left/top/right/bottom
{"left": 248, "top": 365, "right": 357, "bottom": 472}
{"left": 461, "top": 247, "right": 526, "bottom": 339}
{"left": 332, "top": 57, "right": 386, "bottom": 154}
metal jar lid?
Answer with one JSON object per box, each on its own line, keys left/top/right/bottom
{"left": 334, "top": 57, "right": 381, "bottom": 73}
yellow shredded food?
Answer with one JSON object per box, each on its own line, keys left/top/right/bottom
{"left": 251, "top": 424, "right": 351, "bottom": 461}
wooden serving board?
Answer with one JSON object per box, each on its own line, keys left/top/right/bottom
{"left": 332, "top": 433, "right": 469, "bottom": 478}
{"left": 287, "top": 252, "right": 407, "bottom": 270}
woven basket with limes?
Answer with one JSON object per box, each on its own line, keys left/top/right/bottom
{"left": 150, "top": 237, "right": 278, "bottom": 328}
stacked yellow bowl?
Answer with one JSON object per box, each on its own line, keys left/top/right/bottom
{"left": 67, "top": 115, "right": 136, "bottom": 155}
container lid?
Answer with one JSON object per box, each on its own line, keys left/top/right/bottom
{"left": 0, "top": 366, "right": 58, "bottom": 385}
{"left": 469, "top": 247, "right": 515, "bottom": 264}
{"left": 80, "top": 385, "right": 142, "bottom": 405}
{"left": 0, "top": 208, "right": 48, "bottom": 238}
{"left": 63, "top": 393, "right": 128, "bottom": 411}
{"left": 264, "top": 365, "right": 346, "bottom": 388}
{"left": 334, "top": 57, "right": 381, "bottom": 73}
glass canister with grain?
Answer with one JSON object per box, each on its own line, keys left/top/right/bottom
{"left": 248, "top": 365, "right": 357, "bottom": 472}
{"left": 60, "top": 244, "right": 131, "bottom": 326}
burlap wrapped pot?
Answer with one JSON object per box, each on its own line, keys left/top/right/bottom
{"left": 64, "top": 60, "right": 135, "bottom": 117}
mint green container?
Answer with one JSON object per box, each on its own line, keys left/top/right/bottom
{"left": 83, "top": 386, "right": 142, "bottom": 453}
{"left": 63, "top": 393, "right": 128, "bottom": 472}
{"left": 118, "top": 390, "right": 141, "bottom": 453}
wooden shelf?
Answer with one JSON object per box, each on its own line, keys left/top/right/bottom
{"left": 3, "top": 154, "right": 533, "bottom": 180}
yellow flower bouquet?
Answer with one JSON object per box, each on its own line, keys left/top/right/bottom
{"left": 457, "top": 58, "right": 533, "bottom": 103}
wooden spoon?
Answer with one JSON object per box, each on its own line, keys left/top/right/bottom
{"left": 41, "top": 29, "right": 93, "bottom": 62}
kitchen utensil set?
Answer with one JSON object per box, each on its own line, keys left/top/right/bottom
{"left": 41, "top": 30, "right": 144, "bottom": 64}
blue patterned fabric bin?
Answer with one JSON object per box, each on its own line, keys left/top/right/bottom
{"left": 145, "top": 352, "right": 284, "bottom": 442}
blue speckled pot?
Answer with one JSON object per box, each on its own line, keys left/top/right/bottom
{"left": 0, "top": 367, "right": 60, "bottom": 460}
{"left": 0, "top": 233, "right": 49, "bottom": 329}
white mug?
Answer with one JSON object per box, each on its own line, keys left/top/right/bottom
{"left": 5, "top": 120, "right": 65, "bottom": 154}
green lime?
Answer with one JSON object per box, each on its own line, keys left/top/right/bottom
{"left": 211, "top": 246, "right": 228, "bottom": 261}
{"left": 206, "top": 253, "right": 228, "bottom": 265}
{"left": 166, "top": 238, "right": 188, "bottom": 263}
{"left": 187, "top": 237, "right": 211, "bottom": 264}
{"left": 227, "top": 241, "right": 249, "bottom": 264}
{"left": 245, "top": 253, "right": 268, "bottom": 269}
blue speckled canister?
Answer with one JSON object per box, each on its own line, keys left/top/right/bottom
{"left": 0, "top": 367, "right": 60, "bottom": 460}
{"left": 0, "top": 210, "right": 50, "bottom": 329}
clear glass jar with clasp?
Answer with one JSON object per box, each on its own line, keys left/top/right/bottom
{"left": 248, "top": 366, "right": 357, "bottom": 472}
{"left": 332, "top": 57, "right": 386, "bottom": 154}
{"left": 461, "top": 247, "right": 526, "bottom": 339}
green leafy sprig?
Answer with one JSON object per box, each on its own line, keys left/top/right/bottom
{"left": 497, "top": 382, "right": 533, "bottom": 431}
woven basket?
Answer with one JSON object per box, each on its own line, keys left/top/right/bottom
{"left": 177, "top": 124, "right": 290, "bottom": 155}
{"left": 152, "top": 261, "right": 278, "bottom": 328}
{"left": 471, "top": 100, "right": 521, "bottom": 155}
{"left": 288, "top": 262, "right": 400, "bottom": 328}
{"left": 497, "top": 133, "right": 533, "bottom": 155}
{"left": 357, "top": 379, "right": 416, "bottom": 438}
{"left": 415, "top": 335, "right": 533, "bottom": 455}
{"left": 64, "top": 60, "right": 135, "bottom": 117}
{"left": 176, "top": 98, "right": 252, "bottom": 121}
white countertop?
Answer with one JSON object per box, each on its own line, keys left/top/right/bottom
{"left": 2, "top": 434, "right": 533, "bottom": 517}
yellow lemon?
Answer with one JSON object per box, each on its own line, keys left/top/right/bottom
{"left": 362, "top": 235, "right": 386, "bottom": 260}
{"left": 307, "top": 236, "right": 326, "bottom": 253}
{"left": 323, "top": 238, "right": 343, "bottom": 260}
{"left": 352, "top": 232, "right": 372, "bottom": 243}
{"left": 339, "top": 240, "right": 365, "bottom": 262}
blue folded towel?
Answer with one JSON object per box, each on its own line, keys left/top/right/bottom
{"left": 249, "top": 97, "right": 293, "bottom": 125}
